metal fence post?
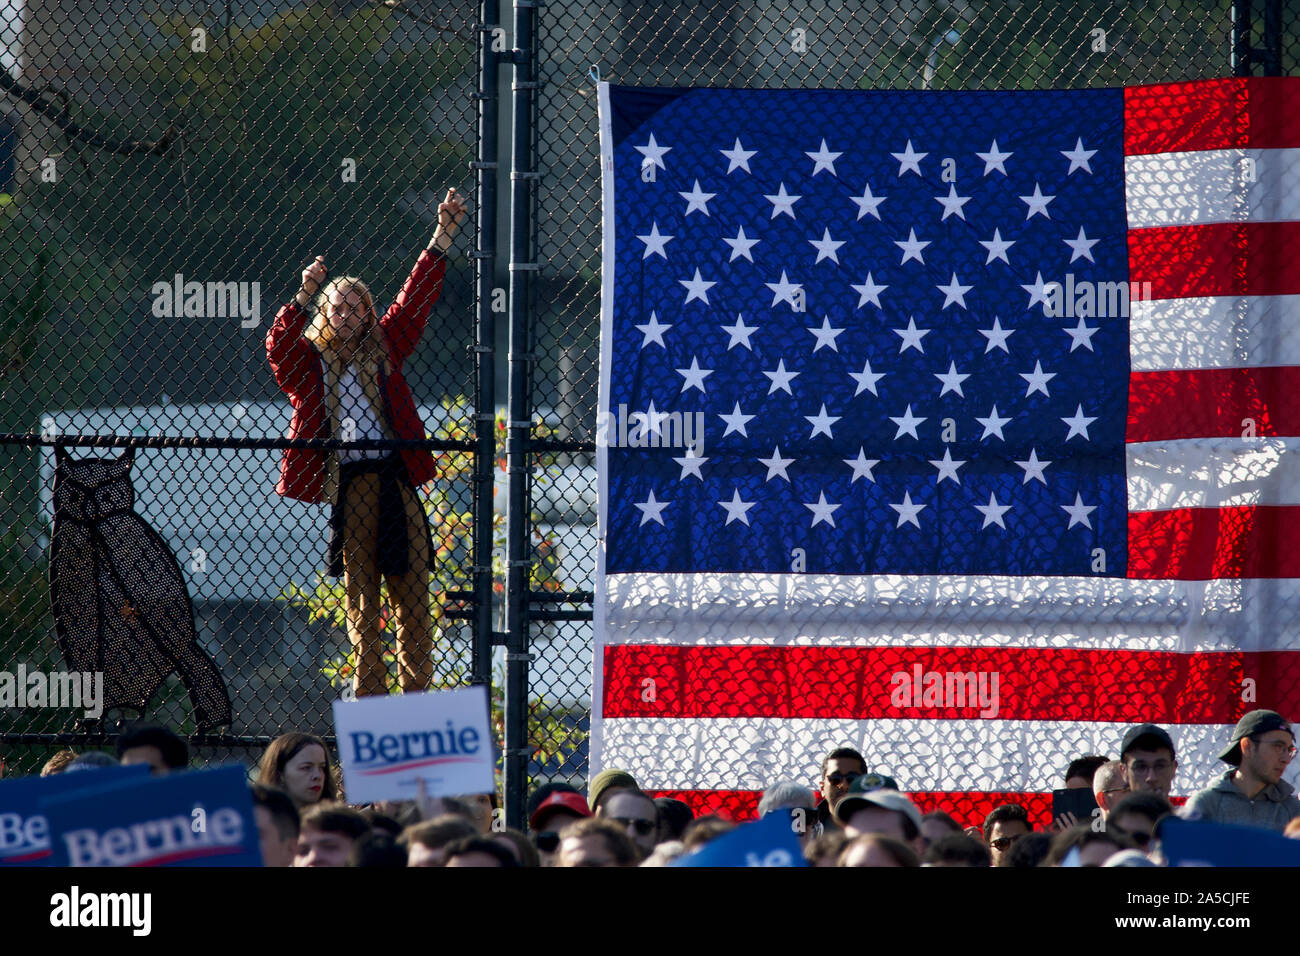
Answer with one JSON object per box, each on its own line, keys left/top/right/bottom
{"left": 504, "top": 0, "right": 540, "bottom": 830}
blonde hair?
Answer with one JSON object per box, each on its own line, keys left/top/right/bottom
{"left": 304, "top": 275, "right": 381, "bottom": 355}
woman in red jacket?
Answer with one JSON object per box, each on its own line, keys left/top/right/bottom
{"left": 268, "top": 188, "right": 467, "bottom": 697}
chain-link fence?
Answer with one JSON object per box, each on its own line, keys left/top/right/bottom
{"left": 0, "top": 0, "right": 493, "bottom": 778}
{"left": 2, "top": 0, "right": 1296, "bottom": 823}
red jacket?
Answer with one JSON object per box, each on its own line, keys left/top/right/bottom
{"left": 267, "top": 248, "right": 447, "bottom": 503}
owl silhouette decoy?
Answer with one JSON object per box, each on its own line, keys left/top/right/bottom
{"left": 49, "top": 446, "right": 232, "bottom": 731}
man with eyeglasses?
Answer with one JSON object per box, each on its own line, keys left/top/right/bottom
{"left": 813, "top": 746, "right": 868, "bottom": 832}
{"left": 594, "top": 787, "right": 659, "bottom": 859}
{"left": 1092, "top": 760, "right": 1129, "bottom": 821}
{"left": 1119, "top": 723, "right": 1178, "bottom": 800}
{"left": 1182, "top": 709, "right": 1300, "bottom": 832}
{"left": 982, "top": 803, "right": 1032, "bottom": 866}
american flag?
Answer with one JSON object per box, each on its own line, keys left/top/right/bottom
{"left": 592, "top": 79, "right": 1300, "bottom": 824}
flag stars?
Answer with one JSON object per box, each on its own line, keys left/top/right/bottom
{"left": 634, "top": 133, "right": 671, "bottom": 172}
{"left": 1019, "top": 360, "right": 1056, "bottom": 397}
{"left": 635, "top": 311, "right": 671, "bottom": 348}
{"left": 1064, "top": 317, "right": 1099, "bottom": 352}
{"left": 636, "top": 222, "right": 674, "bottom": 259}
{"left": 1062, "top": 137, "right": 1097, "bottom": 175}
{"left": 1062, "top": 492, "right": 1098, "bottom": 529}
{"left": 1020, "top": 183, "right": 1055, "bottom": 219}
{"left": 929, "top": 448, "right": 966, "bottom": 485}
{"left": 758, "top": 446, "right": 795, "bottom": 482}
{"left": 979, "top": 228, "right": 1015, "bottom": 265}
{"left": 849, "top": 359, "right": 885, "bottom": 396}
{"left": 893, "top": 316, "right": 930, "bottom": 354}
{"left": 806, "top": 139, "right": 842, "bottom": 176}
{"left": 851, "top": 273, "right": 888, "bottom": 309}
{"left": 678, "top": 179, "right": 717, "bottom": 216}
{"left": 807, "top": 316, "right": 845, "bottom": 352}
{"left": 718, "top": 489, "right": 757, "bottom": 526}
{"left": 679, "top": 268, "right": 717, "bottom": 305}
{"left": 889, "top": 490, "right": 926, "bottom": 529}
{"left": 937, "top": 273, "right": 973, "bottom": 309}
{"left": 762, "top": 358, "right": 800, "bottom": 395}
{"left": 978, "top": 317, "right": 1015, "bottom": 353}
{"left": 672, "top": 447, "right": 708, "bottom": 480}
{"left": 1022, "top": 271, "right": 1051, "bottom": 310}
{"left": 976, "top": 139, "right": 1012, "bottom": 176}
{"left": 766, "top": 271, "right": 805, "bottom": 309}
{"left": 723, "top": 225, "right": 761, "bottom": 262}
{"left": 974, "top": 492, "right": 1012, "bottom": 530}
{"left": 891, "top": 140, "right": 927, "bottom": 177}
{"left": 634, "top": 489, "right": 671, "bottom": 526}
{"left": 1063, "top": 226, "right": 1099, "bottom": 263}
{"left": 809, "top": 228, "right": 846, "bottom": 264}
{"left": 934, "top": 361, "right": 970, "bottom": 397}
{"left": 675, "top": 356, "right": 714, "bottom": 393}
{"left": 804, "top": 491, "right": 840, "bottom": 527}
{"left": 719, "top": 402, "right": 755, "bottom": 437}
{"left": 1015, "top": 448, "right": 1051, "bottom": 485}
{"left": 844, "top": 448, "right": 880, "bottom": 483}
{"left": 805, "top": 404, "right": 841, "bottom": 439}
{"left": 720, "top": 138, "right": 757, "bottom": 174}
{"left": 720, "top": 314, "right": 758, "bottom": 350}
{"left": 976, "top": 404, "right": 1011, "bottom": 441}
{"left": 849, "top": 182, "right": 887, "bottom": 220}
{"left": 895, "top": 228, "right": 931, "bottom": 265}
{"left": 764, "top": 183, "right": 802, "bottom": 219}
{"left": 1062, "top": 405, "right": 1098, "bottom": 441}
{"left": 934, "top": 184, "right": 972, "bottom": 221}
{"left": 889, "top": 404, "right": 925, "bottom": 440}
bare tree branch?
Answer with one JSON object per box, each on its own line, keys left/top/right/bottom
{"left": 0, "top": 70, "right": 180, "bottom": 157}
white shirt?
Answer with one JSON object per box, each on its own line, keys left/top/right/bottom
{"left": 336, "top": 365, "right": 386, "bottom": 462}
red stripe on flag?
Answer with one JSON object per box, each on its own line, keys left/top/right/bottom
{"left": 602, "top": 645, "right": 1300, "bottom": 719}
{"left": 1124, "top": 78, "right": 1300, "bottom": 154}
{"left": 648, "top": 790, "right": 1186, "bottom": 831}
{"left": 1128, "top": 222, "right": 1300, "bottom": 300}
{"left": 1127, "top": 506, "right": 1300, "bottom": 579}
{"left": 1127, "top": 367, "right": 1300, "bottom": 441}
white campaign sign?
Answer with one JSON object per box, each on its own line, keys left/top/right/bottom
{"left": 332, "top": 686, "right": 494, "bottom": 803}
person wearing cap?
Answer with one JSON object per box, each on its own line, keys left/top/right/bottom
{"left": 1181, "top": 709, "right": 1300, "bottom": 832}
{"left": 1120, "top": 723, "right": 1178, "bottom": 800}
{"left": 832, "top": 775, "right": 923, "bottom": 856}
{"left": 588, "top": 767, "right": 639, "bottom": 814}
{"left": 529, "top": 789, "right": 593, "bottom": 866}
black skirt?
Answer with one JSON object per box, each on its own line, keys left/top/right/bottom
{"left": 326, "top": 454, "right": 433, "bottom": 579}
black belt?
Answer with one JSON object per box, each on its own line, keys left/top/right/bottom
{"left": 327, "top": 454, "right": 431, "bottom": 579}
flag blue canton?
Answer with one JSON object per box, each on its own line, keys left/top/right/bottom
{"left": 604, "top": 86, "right": 1131, "bottom": 576}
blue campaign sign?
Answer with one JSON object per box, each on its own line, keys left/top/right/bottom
{"left": 1160, "top": 816, "right": 1300, "bottom": 867}
{"left": 0, "top": 765, "right": 150, "bottom": 866}
{"left": 670, "top": 810, "right": 808, "bottom": 867}
{"left": 41, "top": 764, "right": 263, "bottom": 867}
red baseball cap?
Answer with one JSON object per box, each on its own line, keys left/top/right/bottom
{"left": 529, "top": 790, "right": 593, "bottom": 831}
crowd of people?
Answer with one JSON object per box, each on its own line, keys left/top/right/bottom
{"left": 20, "top": 708, "right": 1300, "bottom": 866}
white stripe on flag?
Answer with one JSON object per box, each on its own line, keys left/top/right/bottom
{"left": 600, "top": 716, "right": 1280, "bottom": 796}
{"left": 1125, "top": 147, "right": 1300, "bottom": 228}
{"left": 603, "top": 572, "right": 1300, "bottom": 652}
{"left": 1129, "top": 294, "right": 1300, "bottom": 371}
{"left": 1127, "top": 438, "right": 1300, "bottom": 511}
